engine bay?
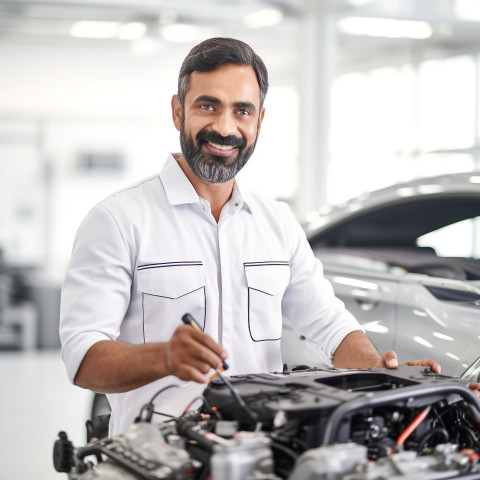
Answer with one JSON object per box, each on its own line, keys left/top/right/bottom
{"left": 53, "top": 366, "right": 480, "bottom": 479}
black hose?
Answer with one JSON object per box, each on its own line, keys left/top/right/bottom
{"left": 417, "top": 427, "right": 449, "bottom": 451}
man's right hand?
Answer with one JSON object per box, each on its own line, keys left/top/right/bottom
{"left": 164, "top": 325, "right": 228, "bottom": 383}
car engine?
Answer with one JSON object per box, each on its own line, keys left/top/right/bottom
{"left": 53, "top": 366, "right": 480, "bottom": 479}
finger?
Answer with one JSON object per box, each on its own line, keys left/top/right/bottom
{"left": 166, "top": 346, "right": 213, "bottom": 383}
{"left": 167, "top": 326, "right": 227, "bottom": 378}
{"left": 400, "top": 359, "right": 441, "bottom": 374}
{"left": 469, "top": 384, "right": 480, "bottom": 399}
{"left": 184, "top": 330, "right": 227, "bottom": 370}
{"left": 381, "top": 350, "right": 399, "bottom": 369}
{"left": 189, "top": 328, "right": 228, "bottom": 364}
{"left": 174, "top": 364, "right": 211, "bottom": 383}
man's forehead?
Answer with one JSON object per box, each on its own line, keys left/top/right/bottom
{"left": 186, "top": 64, "right": 261, "bottom": 105}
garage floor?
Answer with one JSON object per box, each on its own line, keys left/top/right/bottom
{"left": 0, "top": 350, "right": 92, "bottom": 479}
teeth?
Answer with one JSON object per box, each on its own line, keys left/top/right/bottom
{"left": 208, "top": 141, "right": 235, "bottom": 151}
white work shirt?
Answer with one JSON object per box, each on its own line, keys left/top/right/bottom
{"left": 60, "top": 154, "right": 361, "bottom": 435}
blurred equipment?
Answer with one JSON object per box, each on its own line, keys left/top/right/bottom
{"left": 54, "top": 366, "right": 480, "bottom": 479}
{"left": 0, "top": 247, "right": 37, "bottom": 350}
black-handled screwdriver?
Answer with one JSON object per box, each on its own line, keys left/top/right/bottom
{"left": 182, "top": 313, "right": 229, "bottom": 371}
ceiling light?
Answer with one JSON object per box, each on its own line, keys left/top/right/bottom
{"left": 469, "top": 175, "right": 480, "bottom": 183}
{"left": 161, "top": 24, "right": 215, "bottom": 43}
{"left": 455, "top": 0, "right": 480, "bottom": 21}
{"left": 425, "top": 308, "right": 447, "bottom": 328}
{"left": 396, "top": 186, "right": 416, "bottom": 197}
{"left": 446, "top": 352, "right": 461, "bottom": 361}
{"left": 243, "top": 8, "right": 284, "bottom": 29}
{"left": 414, "top": 336, "right": 433, "bottom": 348}
{"left": 130, "top": 38, "right": 164, "bottom": 57}
{"left": 348, "top": 0, "right": 374, "bottom": 5}
{"left": 433, "top": 332, "right": 454, "bottom": 341}
{"left": 332, "top": 276, "right": 378, "bottom": 290}
{"left": 118, "top": 22, "right": 147, "bottom": 40}
{"left": 417, "top": 184, "right": 444, "bottom": 194}
{"left": 363, "top": 321, "right": 389, "bottom": 334}
{"left": 338, "top": 17, "right": 433, "bottom": 39}
{"left": 70, "top": 20, "right": 121, "bottom": 39}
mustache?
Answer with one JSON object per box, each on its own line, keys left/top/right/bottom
{"left": 196, "top": 129, "right": 246, "bottom": 149}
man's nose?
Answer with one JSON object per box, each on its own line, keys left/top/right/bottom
{"left": 212, "top": 111, "right": 237, "bottom": 138}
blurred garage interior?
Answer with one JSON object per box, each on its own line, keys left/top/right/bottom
{"left": 1, "top": 0, "right": 479, "bottom": 478}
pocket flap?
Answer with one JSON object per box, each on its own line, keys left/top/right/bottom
{"left": 137, "top": 262, "right": 204, "bottom": 299}
{"left": 244, "top": 261, "right": 290, "bottom": 296}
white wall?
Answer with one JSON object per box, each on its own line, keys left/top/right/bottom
{"left": 0, "top": 42, "right": 299, "bottom": 277}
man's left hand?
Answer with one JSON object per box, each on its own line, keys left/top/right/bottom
{"left": 380, "top": 350, "right": 441, "bottom": 374}
{"left": 469, "top": 383, "right": 480, "bottom": 398}
{"left": 382, "top": 351, "right": 480, "bottom": 397}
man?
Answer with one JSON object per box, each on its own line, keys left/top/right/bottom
{"left": 60, "top": 37, "right": 440, "bottom": 436}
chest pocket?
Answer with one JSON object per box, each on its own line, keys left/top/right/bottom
{"left": 137, "top": 262, "right": 205, "bottom": 343}
{"left": 244, "top": 261, "right": 290, "bottom": 342}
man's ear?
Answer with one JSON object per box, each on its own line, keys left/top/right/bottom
{"left": 257, "top": 107, "right": 266, "bottom": 134}
{"left": 171, "top": 94, "right": 182, "bottom": 131}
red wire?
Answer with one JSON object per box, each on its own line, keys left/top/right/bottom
{"left": 396, "top": 406, "right": 431, "bottom": 446}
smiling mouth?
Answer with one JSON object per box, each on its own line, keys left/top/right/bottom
{"left": 207, "top": 141, "right": 237, "bottom": 151}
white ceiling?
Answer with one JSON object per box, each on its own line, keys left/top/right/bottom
{"left": 2, "top": 0, "right": 480, "bottom": 71}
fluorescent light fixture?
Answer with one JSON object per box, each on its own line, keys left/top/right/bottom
{"left": 71, "top": 20, "right": 121, "bottom": 39}
{"left": 332, "top": 276, "right": 378, "bottom": 290}
{"left": 348, "top": 0, "right": 374, "bottom": 5}
{"left": 244, "top": 8, "right": 284, "bottom": 29}
{"left": 455, "top": 0, "right": 480, "bottom": 21}
{"left": 363, "top": 321, "right": 389, "bottom": 334}
{"left": 425, "top": 307, "right": 447, "bottom": 328}
{"left": 469, "top": 175, "right": 480, "bottom": 183}
{"left": 161, "top": 23, "right": 214, "bottom": 43}
{"left": 396, "top": 186, "right": 416, "bottom": 197}
{"left": 417, "top": 184, "right": 444, "bottom": 194}
{"left": 118, "top": 22, "right": 147, "bottom": 40}
{"left": 338, "top": 17, "right": 433, "bottom": 39}
{"left": 433, "top": 332, "right": 454, "bottom": 341}
{"left": 414, "top": 336, "right": 433, "bottom": 348}
{"left": 130, "top": 38, "right": 164, "bottom": 57}
{"left": 446, "top": 352, "right": 461, "bottom": 361}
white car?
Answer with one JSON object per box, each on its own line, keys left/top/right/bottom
{"left": 285, "top": 172, "right": 480, "bottom": 379}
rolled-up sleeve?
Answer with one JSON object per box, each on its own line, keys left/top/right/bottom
{"left": 60, "top": 204, "right": 133, "bottom": 384}
{"left": 281, "top": 207, "right": 363, "bottom": 362}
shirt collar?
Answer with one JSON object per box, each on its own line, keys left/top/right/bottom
{"left": 159, "top": 153, "right": 255, "bottom": 215}
{"left": 231, "top": 180, "right": 254, "bottom": 215}
{"left": 159, "top": 154, "right": 200, "bottom": 206}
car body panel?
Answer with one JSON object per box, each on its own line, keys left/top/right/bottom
{"left": 285, "top": 172, "right": 480, "bottom": 378}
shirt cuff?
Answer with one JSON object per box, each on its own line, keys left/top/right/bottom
{"left": 61, "top": 332, "right": 111, "bottom": 384}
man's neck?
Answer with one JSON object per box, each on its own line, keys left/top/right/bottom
{"left": 175, "top": 154, "right": 234, "bottom": 222}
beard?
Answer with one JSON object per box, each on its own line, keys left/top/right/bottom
{"left": 180, "top": 120, "right": 257, "bottom": 184}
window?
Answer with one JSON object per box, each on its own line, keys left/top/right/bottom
{"left": 418, "top": 217, "right": 480, "bottom": 258}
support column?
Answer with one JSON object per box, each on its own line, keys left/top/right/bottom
{"left": 294, "top": 0, "right": 337, "bottom": 218}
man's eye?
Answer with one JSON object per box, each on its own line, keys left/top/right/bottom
{"left": 237, "top": 109, "right": 251, "bottom": 115}
{"left": 200, "top": 104, "right": 214, "bottom": 111}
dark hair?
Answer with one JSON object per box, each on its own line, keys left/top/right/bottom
{"left": 177, "top": 37, "right": 269, "bottom": 109}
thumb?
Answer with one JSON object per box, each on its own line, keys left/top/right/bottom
{"left": 381, "top": 350, "right": 399, "bottom": 369}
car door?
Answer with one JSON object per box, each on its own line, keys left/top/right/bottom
{"left": 395, "top": 275, "right": 480, "bottom": 377}
{"left": 315, "top": 250, "right": 398, "bottom": 356}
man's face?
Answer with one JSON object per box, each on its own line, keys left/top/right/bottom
{"left": 172, "top": 63, "right": 265, "bottom": 184}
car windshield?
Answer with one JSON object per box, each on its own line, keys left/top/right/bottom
{"left": 418, "top": 216, "right": 480, "bottom": 259}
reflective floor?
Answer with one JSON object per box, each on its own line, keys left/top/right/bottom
{"left": 0, "top": 350, "right": 92, "bottom": 479}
